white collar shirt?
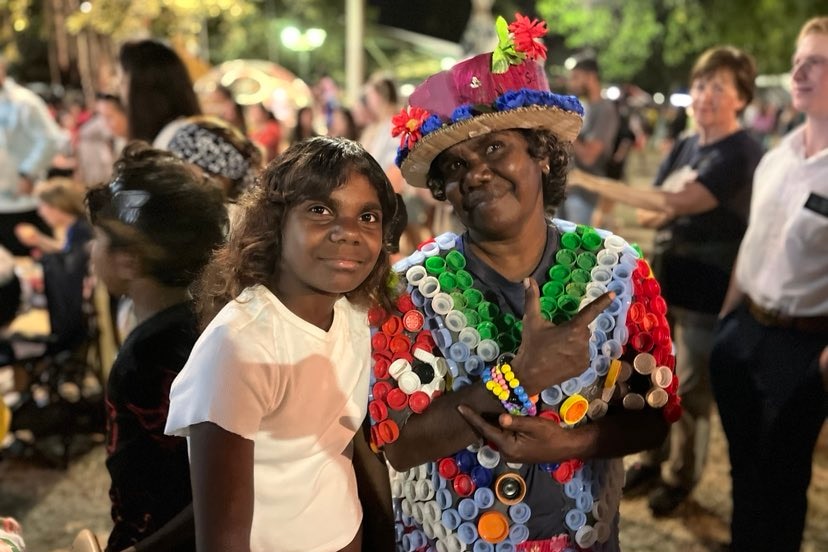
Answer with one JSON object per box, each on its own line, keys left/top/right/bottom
{"left": 734, "top": 124, "right": 828, "bottom": 316}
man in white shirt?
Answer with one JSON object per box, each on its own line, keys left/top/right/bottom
{"left": 710, "top": 16, "right": 828, "bottom": 552}
{"left": 0, "top": 55, "right": 67, "bottom": 255}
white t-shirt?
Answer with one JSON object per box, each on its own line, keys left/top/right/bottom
{"left": 734, "top": 125, "right": 828, "bottom": 316}
{"left": 165, "top": 285, "right": 371, "bottom": 552}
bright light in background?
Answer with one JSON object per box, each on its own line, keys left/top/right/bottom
{"left": 400, "top": 83, "right": 415, "bottom": 97}
{"left": 670, "top": 93, "right": 692, "bottom": 108}
{"left": 280, "top": 26, "right": 327, "bottom": 51}
{"left": 80, "top": 1, "right": 92, "bottom": 13}
{"left": 605, "top": 86, "right": 621, "bottom": 101}
{"left": 653, "top": 92, "right": 665, "bottom": 105}
{"left": 440, "top": 57, "right": 456, "bottom": 70}
{"left": 564, "top": 57, "right": 577, "bottom": 70}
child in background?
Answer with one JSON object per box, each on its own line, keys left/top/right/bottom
{"left": 0, "top": 517, "right": 25, "bottom": 552}
{"left": 165, "top": 137, "right": 400, "bottom": 552}
{"left": 86, "top": 142, "right": 227, "bottom": 552}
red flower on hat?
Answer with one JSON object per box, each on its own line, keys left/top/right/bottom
{"left": 392, "top": 106, "right": 431, "bottom": 149}
{"left": 508, "top": 13, "right": 548, "bottom": 61}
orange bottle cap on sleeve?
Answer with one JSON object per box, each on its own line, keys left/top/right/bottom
{"left": 477, "top": 511, "right": 510, "bottom": 543}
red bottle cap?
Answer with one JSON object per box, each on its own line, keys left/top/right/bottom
{"left": 663, "top": 396, "right": 683, "bottom": 424}
{"left": 408, "top": 391, "right": 431, "bottom": 413}
{"left": 370, "top": 425, "right": 383, "bottom": 448}
{"left": 368, "top": 400, "right": 388, "bottom": 423}
{"left": 371, "top": 332, "right": 390, "bottom": 352}
{"left": 372, "top": 357, "right": 390, "bottom": 379}
{"left": 643, "top": 278, "right": 661, "bottom": 298}
{"left": 453, "top": 473, "right": 476, "bottom": 497}
{"left": 417, "top": 237, "right": 436, "bottom": 250}
{"left": 386, "top": 388, "right": 409, "bottom": 410}
{"left": 392, "top": 351, "right": 414, "bottom": 364}
{"left": 438, "top": 457, "right": 460, "bottom": 480}
{"left": 378, "top": 419, "right": 400, "bottom": 443}
{"left": 629, "top": 302, "right": 647, "bottom": 323}
{"left": 552, "top": 461, "right": 573, "bottom": 483}
{"left": 649, "top": 295, "right": 667, "bottom": 316}
{"left": 368, "top": 306, "right": 387, "bottom": 326}
{"left": 667, "top": 373, "right": 680, "bottom": 395}
{"left": 539, "top": 410, "right": 562, "bottom": 423}
{"left": 631, "top": 331, "right": 654, "bottom": 352}
{"left": 642, "top": 313, "right": 659, "bottom": 332}
{"left": 382, "top": 315, "right": 404, "bottom": 336}
{"left": 372, "top": 381, "right": 392, "bottom": 402}
{"left": 415, "top": 331, "right": 436, "bottom": 350}
{"left": 403, "top": 310, "right": 425, "bottom": 332}
{"left": 390, "top": 335, "right": 412, "bottom": 354}
{"left": 396, "top": 293, "right": 415, "bottom": 313}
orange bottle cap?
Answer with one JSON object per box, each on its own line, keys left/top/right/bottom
{"left": 560, "top": 394, "right": 588, "bottom": 425}
{"left": 477, "top": 511, "right": 510, "bottom": 543}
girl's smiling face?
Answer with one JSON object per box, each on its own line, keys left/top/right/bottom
{"left": 277, "top": 172, "right": 385, "bottom": 297}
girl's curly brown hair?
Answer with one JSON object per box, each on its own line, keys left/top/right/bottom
{"left": 425, "top": 128, "right": 572, "bottom": 213}
{"left": 195, "top": 136, "right": 401, "bottom": 329}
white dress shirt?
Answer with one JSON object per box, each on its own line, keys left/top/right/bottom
{"left": 735, "top": 125, "right": 828, "bottom": 316}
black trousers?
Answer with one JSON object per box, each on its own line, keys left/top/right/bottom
{"left": 0, "top": 209, "right": 51, "bottom": 256}
{"left": 710, "top": 303, "right": 827, "bottom": 552}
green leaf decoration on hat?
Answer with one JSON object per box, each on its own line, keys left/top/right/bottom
{"left": 491, "top": 15, "right": 525, "bottom": 74}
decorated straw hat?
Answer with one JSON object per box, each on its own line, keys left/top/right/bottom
{"left": 392, "top": 14, "right": 585, "bottom": 189}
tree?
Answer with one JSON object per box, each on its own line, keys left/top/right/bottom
{"left": 536, "top": 0, "right": 828, "bottom": 91}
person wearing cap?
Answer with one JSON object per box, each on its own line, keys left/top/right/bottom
{"left": 369, "top": 14, "right": 679, "bottom": 551}
{"left": 567, "top": 46, "right": 764, "bottom": 516}
{"left": 709, "top": 16, "right": 828, "bottom": 552}
{"left": 560, "top": 58, "right": 619, "bottom": 227}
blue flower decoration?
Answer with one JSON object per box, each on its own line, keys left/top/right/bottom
{"left": 420, "top": 114, "right": 444, "bottom": 136}
{"left": 450, "top": 104, "right": 476, "bottom": 123}
{"left": 395, "top": 146, "right": 409, "bottom": 168}
{"left": 492, "top": 88, "right": 585, "bottom": 116}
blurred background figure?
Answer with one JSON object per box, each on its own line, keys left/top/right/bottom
{"left": 290, "top": 105, "right": 318, "bottom": 145}
{"left": 0, "top": 55, "right": 67, "bottom": 256}
{"left": 202, "top": 84, "right": 247, "bottom": 135}
{"left": 562, "top": 57, "right": 619, "bottom": 226}
{"left": 75, "top": 93, "right": 127, "bottom": 188}
{"left": 247, "top": 103, "right": 283, "bottom": 162}
{"left": 117, "top": 39, "right": 201, "bottom": 148}
{"left": 328, "top": 106, "right": 358, "bottom": 140}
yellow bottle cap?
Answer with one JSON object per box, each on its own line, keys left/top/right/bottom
{"left": 560, "top": 394, "right": 589, "bottom": 425}
{"left": 604, "top": 359, "right": 622, "bottom": 389}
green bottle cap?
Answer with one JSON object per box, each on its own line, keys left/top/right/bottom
{"left": 540, "top": 309, "right": 553, "bottom": 322}
{"left": 513, "top": 320, "right": 523, "bottom": 334}
{"left": 463, "top": 288, "right": 484, "bottom": 308}
{"left": 560, "top": 231, "right": 582, "bottom": 250}
{"left": 632, "top": 243, "right": 643, "bottom": 257}
{"left": 425, "top": 256, "right": 446, "bottom": 275}
{"left": 450, "top": 291, "right": 467, "bottom": 309}
{"left": 555, "top": 249, "right": 577, "bottom": 267}
{"left": 575, "top": 224, "right": 589, "bottom": 236}
{"left": 565, "top": 282, "right": 587, "bottom": 298}
{"left": 542, "top": 280, "right": 565, "bottom": 298}
{"left": 463, "top": 309, "right": 481, "bottom": 327}
{"left": 552, "top": 311, "right": 572, "bottom": 324}
{"left": 539, "top": 296, "right": 558, "bottom": 314}
{"left": 455, "top": 269, "right": 474, "bottom": 290}
{"left": 557, "top": 293, "right": 580, "bottom": 314}
{"left": 581, "top": 230, "right": 603, "bottom": 251}
{"left": 497, "top": 333, "right": 517, "bottom": 353}
{"left": 570, "top": 268, "right": 591, "bottom": 284}
{"left": 438, "top": 271, "right": 457, "bottom": 292}
{"left": 477, "top": 321, "right": 497, "bottom": 340}
{"left": 548, "top": 264, "right": 572, "bottom": 283}
{"left": 477, "top": 301, "right": 500, "bottom": 321}
{"left": 576, "top": 251, "right": 597, "bottom": 270}
{"left": 445, "top": 250, "right": 467, "bottom": 271}
{"left": 502, "top": 313, "right": 517, "bottom": 328}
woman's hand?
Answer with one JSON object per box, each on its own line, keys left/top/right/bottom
{"left": 512, "top": 278, "right": 614, "bottom": 395}
{"left": 457, "top": 405, "right": 578, "bottom": 464}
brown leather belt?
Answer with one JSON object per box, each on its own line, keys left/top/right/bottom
{"left": 745, "top": 296, "right": 828, "bottom": 334}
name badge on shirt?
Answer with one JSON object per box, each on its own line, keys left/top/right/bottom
{"left": 804, "top": 192, "right": 828, "bottom": 218}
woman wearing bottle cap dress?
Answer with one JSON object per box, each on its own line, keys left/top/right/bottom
{"left": 366, "top": 14, "right": 680, "bottom": 551}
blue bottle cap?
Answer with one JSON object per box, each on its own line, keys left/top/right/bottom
{"left": 495, "top": 543, "right": 516, "bottom": 552}
{"left": 561, "top": 377, "right": 582, "bottom": 396}
{"left": 473, "top": 486, "right": 495, "bottom": 509}
{"left": 452, "top": 375, "right": 472, "bottom": 391}
{"left": 564, "top": 479, "right": 583, "bottom": 499}
{"left": 442, "top": 508, "right": 462, "bottom": 530}
{"left": 508, "top": 502, "right": 532, "bottom": 524}
{"left": 540, "top": 385, "right": 563, "bottom": 406}
{"left": 592, "top": 355, "right": 610, "bottom": 376}
{"left": 578, "top": 368, "right": 598, "bottom": 387}
{"left": 436, "top": 488, "right": 453, "bottom": 510}
{"left": 474, "top": 541, "right": 496, "bottom": 552}
{"left": 455, "top": 449, "right": 478, "bottom": 472}
{"left": 457, "top": 522, "right": 479, "bottom": 545}
{"left": 576, "top": 490, "right": 594, "bottom": 512}
{"left": 457, "top": 498, "right": 479, "bottom": 520}
{"left": 471, "top": 465, "right": 493, "bottom": 488}
{"left": 449, "top": 341, "right": 471, "bottom": 362}
{"left": 411, "top": 288, "right": 426, "bottom": 307}
{"left": 565, "top": 509, "right": 587, "bottom": 531}
{"left": 508, "top": 523, "right": 530, "bottom": 545}
{"left": 464, "top": 355, "right": 484, "bottom": 376}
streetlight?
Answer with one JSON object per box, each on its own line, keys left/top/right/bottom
{"left": 280, "top": 26, "right": 327, "bottom": 81}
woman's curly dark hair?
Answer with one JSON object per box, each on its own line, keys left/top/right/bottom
{"left": 426, "top": 128, "right": 571, "bottom": 213}
{"left": 196, "top": 136, "right": 401, "bottom": 329}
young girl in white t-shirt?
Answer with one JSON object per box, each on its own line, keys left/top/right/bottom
{"left": 165, "top": 137, "right": 401, "bottom": 552}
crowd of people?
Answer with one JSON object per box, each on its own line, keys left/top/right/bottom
{"left": 0, "top": 11, "right": 825, "bottom": 552}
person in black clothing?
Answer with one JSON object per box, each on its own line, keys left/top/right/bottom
{"left": 86, "top": 142, "right": 226, "bottom": 552}
{"left": 568, "top": 46, "right": 764, "bottom": 516}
